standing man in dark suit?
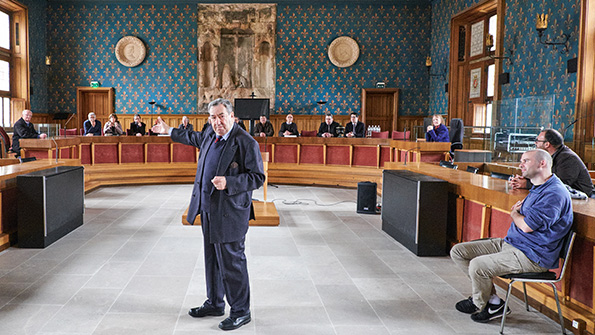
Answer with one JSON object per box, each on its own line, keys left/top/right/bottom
{"left": 152, "top": 98, "right": 265, "bottom": 331}
{"left": 12, "top": 109, "right": 47, "bottom": 156}
{"left": 317, "top": 114, "right": 340, "bottom": 137}
{"left": 344, "top": 112, "right": 365, "bottom": 138}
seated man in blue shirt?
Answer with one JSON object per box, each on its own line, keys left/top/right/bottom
{"left": 450, "top": 149, "right": 573, "bottom": 323}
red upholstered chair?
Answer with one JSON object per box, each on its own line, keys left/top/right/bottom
{"left": 392, "top": 130, "right": 411, "bottom": 140}
{"left": 59, "top": 128, "right": 77, "bottom": 136}
{"left": 371, "top": 131, "right": 389, "bottom": 138}
{"left": 301, "top": 130, "right": 317, "bottom": 137}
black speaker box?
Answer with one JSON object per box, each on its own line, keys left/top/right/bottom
{"left": 357, "top": 181, "right": 377, "bottom": 214}
{"left": 567, "top": 57, "right": 578, "bottom": 73}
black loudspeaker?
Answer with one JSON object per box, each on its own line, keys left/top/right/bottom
{"left": 567, "top": 57, "right": 578, "bottom": 73}
{"left": 357, "top": 181, "right": 377, "bottom": 214}
{"left": 498, "top": 72, "right": 510, "bottom": 85}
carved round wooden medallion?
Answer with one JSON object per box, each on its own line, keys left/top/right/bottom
{"left": 115, "top": 36, "right": 146, "bottom": 67}
{"left": 328, "top": 36, "right": 359, "bottom": 68}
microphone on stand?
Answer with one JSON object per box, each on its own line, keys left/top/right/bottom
{"left": 403, "top": 127, "right": 408, "bottom": 141}
{"left": 51, "top": 137, "right": 59, "bottom": 164}
{"left": 403, "top": 147, "right": 421, "bottom": 166}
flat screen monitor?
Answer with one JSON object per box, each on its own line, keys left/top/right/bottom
{"left": 234, "top": 98, "right": 270, "bottom": 120}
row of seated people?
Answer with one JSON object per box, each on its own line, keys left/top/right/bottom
{"left": 244, "top": 113, "right": 446, "bottom": 141}
{"left": 240, "top": 113, "right": 450, "bottom": 142}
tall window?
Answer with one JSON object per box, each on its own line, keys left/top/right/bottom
{"left": 468, "top": 13, "right": 497, "bottom": 134}
{"left": 0, "top": 10, "right": 10, "bottom": 126}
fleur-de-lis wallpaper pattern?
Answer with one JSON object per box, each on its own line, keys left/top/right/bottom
{"left": 429, "top": 0, "right": 579, "bottom": 137}
{"left": 275, "top": 4, "right": 431, "bottom": 116}
{"left": 41, "top": 2, "right": 431, "bottom": 116}
{"left": 27, "top": 0, "right": 580, "bottom": 131}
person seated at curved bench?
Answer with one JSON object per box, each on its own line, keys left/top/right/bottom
{"left": 103, "top": 113, "right": 124, "bottom": 136}
{"left": 12, "top": 109, "right": 47, "bottom": 156}
{"left": 451, "top": 149, "right": 573, "bottom": 323}
{"left": 279, "top": 113, "right": 298, "bottom": 137}
{"left": 178, "top": 116, "right": 193, "bottom": 131}
{"left": 129, "top": 113, "right": 146, "bottom": 136}
{"left": 253, "top": 115, "right": 274, "bottom": 137}
{"left": 317, "top": 114, "right": 340, "bottom": 138}
{"left": 83, "top": 112, "right": 102, "bottom": 136}
{"left": 344, "top": 112, "right": 365, "bottom": 138}
{"left": 509, "top": 128, "right": 593, "bottom": 197}
{"left": 234, "top": 117, "right": 246, "bottom": 131}
{"left": 426, "top": 114, "right": 449, "bottom": 142}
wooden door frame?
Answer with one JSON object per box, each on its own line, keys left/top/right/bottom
{"left": 360, "top": 88, "right": 399, "bottom": 133}
{"left": 76, "top": 87, "right": 114, "bottom": 131}
{"left": 448, "top": 0, "right": 502, "bottom": 124}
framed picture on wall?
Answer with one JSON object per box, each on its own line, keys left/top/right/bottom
{"left": 469, "top": 68, "right": 482, "bottom": 99}
{"left": 469, "top": 21, "right": 484, "bottom": 57}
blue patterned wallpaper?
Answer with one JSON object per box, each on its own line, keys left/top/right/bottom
{"left": 429, "top": 0, "right": 580, "bottom": 137}
{"left": 46, "top": 3, "right": 198, "bottom": 114}
{"left": 43, "top": 2, "right": 431, "bottom": 116}
{"left": 275, "top": 4, "right": 431, "bottom": 116}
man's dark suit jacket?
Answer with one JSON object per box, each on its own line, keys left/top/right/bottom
{"left": 12, "top": 117, "right": 40, "bottom": 153}
{"left": 129, "top": 122, "right": 146, "bottom": 135}
{"left": 178, "top": 123, "right": 194, "bottom": 132}
{"left": 279, "top": 122, "right": 298, "bottom": 137}
{"left": 317, "top": 121, "right": 341, "bottom": 137}
{"left": 345, "top": 121, "right": 365, "bottom": 138}
{"left": 253, "top": 121, "right": 274, "bottom": 137}
{"left": 171, "top": 123, "right": 265, "bottom": 243}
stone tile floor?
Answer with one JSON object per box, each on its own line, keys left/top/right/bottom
{"left": 0, "top": 184, "right": 568, "bottom": 334}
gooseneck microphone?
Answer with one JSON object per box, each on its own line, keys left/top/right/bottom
{"left": 403, "top": 147, "right": 421, "bottom": 166}
{"left": 51, "top": 137, "right": 58, "bottom": 164}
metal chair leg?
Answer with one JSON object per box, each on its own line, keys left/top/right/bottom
{"left": 551, "top": 283, "right": 566, "bottom": 335}
{"left": 500, "top": 280, "right": 514, "bottom": 335}
{"left": 522, "top": 282, "right": 529, "bottom": 311}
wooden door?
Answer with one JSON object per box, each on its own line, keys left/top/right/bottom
{"left": 77, "top": 87, "right": 114, "bottom": 131}
{"left": 361, "top": 88, "right": 399, "bottom": 133}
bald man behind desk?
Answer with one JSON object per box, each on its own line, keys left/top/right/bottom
{"left": 12, "top": 110, "right": 47, "bottom": 156}
{"left": 152, "top": 98, "right": 265, "bottom": 331}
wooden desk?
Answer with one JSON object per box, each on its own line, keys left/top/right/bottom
{"left": 0, "top": 159, "right": 81, "bottom": 251}
{"left": 385, "top": 161, "right": 595, "bottom": 333}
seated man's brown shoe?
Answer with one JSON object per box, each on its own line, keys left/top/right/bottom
{"left": 188, "top": 304, "right": 225, "bottom": 318}
{"left": 218, "top": 312, "right": 251, "bottom": 331}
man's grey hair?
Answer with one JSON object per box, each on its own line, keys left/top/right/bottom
{"left": 529, "top": 148, "right": 553, "bottom": 169}
{"left": 208, "top": 98, "right": 233, "bottom": 114}
{"left": 88, "top": 112, "right": 96, "bottom": 117}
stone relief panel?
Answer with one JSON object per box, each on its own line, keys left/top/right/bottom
{"left": 197, "top": 4, "right": 276, "bottom": 113}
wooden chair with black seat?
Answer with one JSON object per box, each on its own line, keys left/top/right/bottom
{"left": 439, "top": 160, "right": 458, "bottom": 169}
{"left": 498, "top": 230, "right": 576, "bottom": 335}
{"left": 466, "top": 166, "right": 479, "bottom": 174}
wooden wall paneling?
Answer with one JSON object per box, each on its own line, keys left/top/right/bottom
{"left": 77, "top": 87, "right": 114, "bottom": 132}
{"left": 361, "top": 88, "right": 399, "bottom": 133}
{"left": 11, "top": 8, "right": 29, "bottom": 122}
{"left": 576, "top": 0, "right": 595, "bottom": 159}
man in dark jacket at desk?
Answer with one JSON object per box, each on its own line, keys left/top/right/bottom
{"left": 12, "top": 109, "right": 47, "bottom": 156}
{"left": 510, "top": 128, "right": 593, "bottom": 196}
{"left": 152, "top": 98, "right": 265, "bottom": 331}
{"left": 318, "top": 114, "right": 340, "bottom": 137}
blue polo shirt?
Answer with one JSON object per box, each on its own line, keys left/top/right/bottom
{"left": 504, "top": 174, "right": 573, "bottom": 269}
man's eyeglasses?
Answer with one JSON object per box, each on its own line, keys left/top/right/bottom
{"left": 535, "top": 139, "right": 547, "bottom": 143}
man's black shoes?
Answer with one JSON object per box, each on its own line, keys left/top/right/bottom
{"left": 471, "top": 300, "right": 510, "bottom": 323}
{"left": 455, "top": 297, "right": 479, "bottom": 314}
{"left": 218, "top": 312, "right": 251, "bottom": 331}
{"left": 188, "top": 304, "right": 225, "bottom": 318}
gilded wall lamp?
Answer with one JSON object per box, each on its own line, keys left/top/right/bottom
{"left": 425, "top": 56, "right": 446, "bottom": 80}
{"left": 536, "top": 13, "right": 569, "bottom": 54}
{"left": 485, "top": 34, "right": 514, "bottom": 65}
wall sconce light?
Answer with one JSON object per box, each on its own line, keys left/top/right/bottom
{"left": 425, "top": 56, "right": 447, "bottom": 80}
{"left": 536, "top": 13, "right": 569, "bottom": 54}
{"left": 485, "top": 34, "right": 514, "bottom": 65}
{"left": 45, "top": 55, "right": 51, "bottom": 66}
